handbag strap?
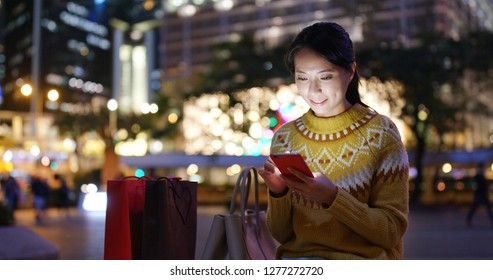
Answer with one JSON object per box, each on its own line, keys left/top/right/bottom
{"left": 229, "top": 167, "right": 261, "bottom": 235}
{"left": 229, "top": 167, "right": 249, "bottom": 214}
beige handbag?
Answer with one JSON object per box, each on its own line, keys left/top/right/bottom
{"left": 201, "top": 167, "right": 279, "bottom": 260}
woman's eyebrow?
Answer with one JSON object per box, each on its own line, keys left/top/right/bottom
{"left": 295, "top": 68, "right": 336, "bottom": 74}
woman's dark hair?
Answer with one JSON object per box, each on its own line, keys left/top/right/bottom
{"left": 285, "top": 22, "right": 365, "bottom": 106}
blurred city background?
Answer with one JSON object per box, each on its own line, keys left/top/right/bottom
{"left": 1, "top": 0, "right": 493, "bottom": 259}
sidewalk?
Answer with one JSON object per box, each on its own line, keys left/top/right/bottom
{"left": 403, "top": 205, "right": 493, "bottom": 259}
{"left": 9, "top": 204, "right": 493, "bottom": 260}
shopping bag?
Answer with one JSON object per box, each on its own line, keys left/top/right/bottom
{"left": 201, "top": 167, "right": 279, "bottom": 260}
{"left": 104, "top": 176, "right": 197, "bottom": 260}
{"left": 141, "top": 177, "right": 197, "bottom": 259}
{"left": 103, "top": 176, "right": 147, "bottom": 260}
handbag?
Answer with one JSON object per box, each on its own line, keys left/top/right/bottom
{"left": 200, "top": 167, "right": 279, "bottom": 260}
{"left": 104, "top": 176, "right": 197, "bottom": 260}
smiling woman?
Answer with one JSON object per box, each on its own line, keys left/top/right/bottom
{"left": 258, "top": 22, "right": 410, "bottom": 260}
{"left": 293, "top": 48, "right": 353, "bottom": 117}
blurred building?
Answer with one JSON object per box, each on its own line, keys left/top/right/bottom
{"left": 1, "top": 2, "right": 492, "bottom": 157}
{"left": 0, "top": 0, "right": 164, "bottom": 156}
{"left": 107, "top": 0, "right": 163, "bottom": 115}
{"left": 2, "top": 0, "right": 113, "bottom": 109}
{"left": 1, "top": 0, "right": 164, "bottom": 123}
{"left": 159, "top": 0, "right": 493, "bottom": 80}
{"left": 2, "top": 0, "right": 491, "bottom": 144}
{"left": 1, "top": 0, "right": 113, "bottom": 143}
{"left": 0, "top": 1, "right": 5, "bottom": 85}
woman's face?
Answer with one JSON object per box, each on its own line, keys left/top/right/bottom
{"left": 294, "top": 48, "right": 354, "bottom": 117}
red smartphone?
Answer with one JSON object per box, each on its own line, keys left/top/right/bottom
{"left": 270, "top": 153, "right": 314, "bottom": 181}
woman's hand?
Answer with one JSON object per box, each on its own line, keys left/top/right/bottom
{"left": 258, "top": 157, "right": 288, "bottom": 196}
{"left": 283, "top": 168, "right": 338, "bottom": 206}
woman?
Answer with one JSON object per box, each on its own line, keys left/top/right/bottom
{"left": 259, "top": 22, "right": 409, "bottom": 260}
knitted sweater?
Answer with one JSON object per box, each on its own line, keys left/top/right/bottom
{"left": 266, "top": 103, "right": 409, "bottom": 260}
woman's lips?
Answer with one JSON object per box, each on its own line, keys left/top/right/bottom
{"left": 310, "top": 99, "right": 327, "bottom": 106}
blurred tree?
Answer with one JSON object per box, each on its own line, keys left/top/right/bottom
{"left": 159, "top": 33, "right": 292, "bottom": 152}
{"left": 358, "top": 31, "right": 493, "bottom": 203}
{"left": 183, "top": 33, "right": 291, "bottom": 99}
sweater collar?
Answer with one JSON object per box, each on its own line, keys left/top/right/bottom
{"left": 298, "top": 103, "right": 376, "bottom": 135}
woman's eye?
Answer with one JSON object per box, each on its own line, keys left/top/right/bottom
{"left": 320, "top": 75, "right": 332, "bottom": 80}
{"left": 296, "top": 76, "right": 308, "bottom": 81}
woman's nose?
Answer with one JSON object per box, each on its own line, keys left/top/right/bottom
{"left": 308, "top": 80, "right": 321, "bottom": 94}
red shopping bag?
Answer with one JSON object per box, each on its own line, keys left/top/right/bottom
{"left": 103, "top": 176, "right": 147, "bottom": 260}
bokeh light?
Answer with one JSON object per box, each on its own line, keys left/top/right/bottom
{"left": 20, "top": 84, "right": 32, "bottom": 96}
{"left": 2, "top": 150, "right": 13, "bottom": 162}
{"left": 135, "top": 169, "right": 145, "bottom": 177}
{"left": 442, "top": 163, "right": 453, "bottom": 173}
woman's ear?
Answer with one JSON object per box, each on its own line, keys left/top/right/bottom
{"left": 349, "top": 62, "right": 357, "bottom": 80}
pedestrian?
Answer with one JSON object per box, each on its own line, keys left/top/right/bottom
{"left": 466, "top": 162, "right": 493, "bottom": 228}
{"left": 53, "top": 174, "right": 71, "bottom": 216}
{"left": 0, "top": 184, "right": 15, "bottom": 226}
{"left": 0, "top": 171, "right": 20, "bottom": 212}
{"left": 259, "top": 22, "right": 409, "bottom": 260}
{"left": 30, "top": 174, "right": 50, "bottom": 222}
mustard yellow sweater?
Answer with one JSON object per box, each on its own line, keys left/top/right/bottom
{"left": 267, "top": 104, "right": 409, "bottom": 260}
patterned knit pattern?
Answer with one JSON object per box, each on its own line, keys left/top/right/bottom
{"left": 266, "top": 103, "right": 409, "bottom": 260}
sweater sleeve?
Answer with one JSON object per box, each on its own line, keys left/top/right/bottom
{"left": 328, "top": 139, "right": 409, "bottom": 250}
{"left": 266, "top": 124, "right": 295, "bottom": 244}
{"left": 266, "top": 188, "right": 294, "bottom": 244}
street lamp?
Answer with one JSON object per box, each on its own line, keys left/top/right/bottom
{"left": 47, "top": 89, "right": 59, "bottom": 101}
{"left": 107, "top": 98, "right": 118, "bottom": 136}
{"left": 140, "top": 102, "right": 158, "bottom": 114}
{"left": 21, "top": 84, "right": 33, "bottom": 97}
